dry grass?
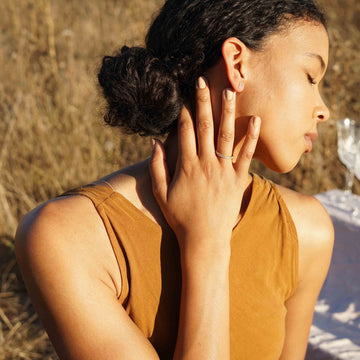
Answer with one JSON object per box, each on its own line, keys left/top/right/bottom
{"left": 0, "top": 0, "right": 359, "bottom": 358}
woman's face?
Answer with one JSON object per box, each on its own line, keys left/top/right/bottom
{"left": 237, "top": 21, "right": 329, "bottom": 173}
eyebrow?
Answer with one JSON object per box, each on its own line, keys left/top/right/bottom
{"left": 303, "top": 52, "right": 326, "bottom": 72}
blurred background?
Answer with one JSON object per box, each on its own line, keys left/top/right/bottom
{"left": 0, "top": 0, "right": 359, "bottom": 358}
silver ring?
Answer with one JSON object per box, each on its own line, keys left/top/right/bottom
{"left": 216, "top": 150, "right": 234, "bottom": 160}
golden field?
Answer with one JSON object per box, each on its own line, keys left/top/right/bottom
{"left": 0, "top": 0, "right": 359, "bottom": 358}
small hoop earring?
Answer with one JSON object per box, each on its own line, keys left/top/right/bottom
{"left": 238, "top": 81, "right": 244, "bottom": 92}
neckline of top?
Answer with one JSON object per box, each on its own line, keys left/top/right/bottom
{"left": 91, "top": 173, "right": 260, "bottom": 234}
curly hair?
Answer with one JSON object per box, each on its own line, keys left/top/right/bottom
{"left": 98, "top": 0, "right": 326, "bottom": 136}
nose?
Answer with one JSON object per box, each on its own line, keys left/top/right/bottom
{"left": 313, "top": 95, "right": 330, "bottom": 123}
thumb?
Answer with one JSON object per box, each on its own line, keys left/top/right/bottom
{"left": 149, "top": 139, "right": 169, "bottom": 206}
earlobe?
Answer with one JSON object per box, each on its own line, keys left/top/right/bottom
{"left": 238, "top": 81, "right": 244, "bottom": 92}
{"left": 222, "top": 37, "right": 248, "bottom": 93}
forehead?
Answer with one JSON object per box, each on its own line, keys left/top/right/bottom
{"left": 263, "top": 21, "right": 329, "bottom": 67}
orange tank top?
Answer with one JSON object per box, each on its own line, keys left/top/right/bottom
{"left": 62, "top": 173, "right": 298, "bottom": 359}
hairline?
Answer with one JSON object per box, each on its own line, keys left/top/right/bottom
{"left": 253, "top": 17, "right": 327, "bottom": 52}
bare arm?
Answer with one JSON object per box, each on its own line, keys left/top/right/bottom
{"left": 279, "top": 192, "right": 334, "bottom": 359}
{"left": 15, "top": 197, "right": 160, "bottom": 360}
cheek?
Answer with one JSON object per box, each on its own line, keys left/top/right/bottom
{"left": 257, "top": 74, "right": 310, "bottom": 135}
{"left": 250, "top": 80, "right": 311, "bottom": 172}
{"left": 238, "top": 62, "right": 286, "bottom": 119}
{"left": 236, "top": 81, "right": 272, "bottom": 121}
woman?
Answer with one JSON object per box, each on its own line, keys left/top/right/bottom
{"left": 15, "top": 0, "right": 334, "bottom": 359}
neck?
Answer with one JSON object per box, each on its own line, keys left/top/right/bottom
{"left": 162, "top": 119, "right": 250, "bottom": 178}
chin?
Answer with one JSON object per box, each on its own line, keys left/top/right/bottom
{"left": 254, "top": 142, "right": 302, "bottom": 174}
{"left": 256, "top": 156, "right": 300, "bottom": 174}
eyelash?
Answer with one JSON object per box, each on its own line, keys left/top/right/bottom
{"left": 307, "top": 74, "right": 317, "bottom": 85}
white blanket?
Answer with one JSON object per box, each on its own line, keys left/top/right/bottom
{"left": 307, "top": 190, "right": 360, "bottom": 359}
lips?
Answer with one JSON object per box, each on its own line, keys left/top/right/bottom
{"left": 304, "top": 132, "right": 318, "bottom": 153}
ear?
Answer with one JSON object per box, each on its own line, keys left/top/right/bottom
{"left": 222, "top": 37, "right": 249, "bottom": 92}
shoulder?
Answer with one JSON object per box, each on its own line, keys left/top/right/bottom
{"left": 16, "top": 195, "right": 101, "bottom": 253}
{"left": 14, "top": 195, "right": 160, "bottom": 359}
{"left": 276, "top": 185, "right": 334, "bottom": 285}
{"left": 15, "top": 194, "right": 121, "bottom": 297}
{"left": 276, "top": 184, "right": 334, "bottom": 248}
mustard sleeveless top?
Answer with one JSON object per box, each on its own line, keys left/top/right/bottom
{"left": 62, "top": 173, "right": 298, "bottom": 359}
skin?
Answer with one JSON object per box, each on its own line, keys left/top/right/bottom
{"left": 15, "top": 21, "right": 333, "bottom": 360}
{"left": 207, "top": 20, "right": 330, "bottom": 173}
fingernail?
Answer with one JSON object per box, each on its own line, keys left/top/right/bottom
{"left": 253, "top": 116, "right": 261, "bottom": 135}
{"left": 150, "top": 138, "right": 156, "bottom": 152}
{"left": 225, "top": 89, "right": 234, "bottom": 100}
{"left": 197, "top": 76, "right": 206, "bottom": 89}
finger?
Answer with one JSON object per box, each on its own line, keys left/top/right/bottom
{"left": 234, "top": 116, "right": 261, "bottom": 175}
{"left": 196, "top": 76, "right": 214, "bottom": 158}
{"left": 216, "top": 89, "right": 236, "bottom": 163}
{"left": 149, "top": 139, "right": 169, "bottom": 206}
{"left": 178, "top": 104, "right": 197, "bottom": 162}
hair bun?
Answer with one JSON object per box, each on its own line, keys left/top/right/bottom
{"left": 98, "top": 46, "right": 182, "bottom": 136}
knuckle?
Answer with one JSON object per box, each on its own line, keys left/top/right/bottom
{"left": 178, "top": 119, "right": 193, "bottom": 132}
{"left": 181, "top": 162, "right": 193, "bottom": 176}
{"left": 219, "top": 130, "right": 234, "bottom": 143}
{"left": 197, "top": 119, "right": 212, "bottom": 131}
{"left": 244, "top": 148, "right": 254, "bottom": 160}
{"left": 197, "top": 93, "right": 210, "bottom": 103}
{"left": 202, "top": 161, "right": 213, "bottom": 178}
{"left": 248, "top": 132, "right": 259, "bottom": 141}
{"left": 239, "top": 147, "right": 253, "bottom": 161}
{"left": 223, "top": 105, "right": 234, "bottom": 115}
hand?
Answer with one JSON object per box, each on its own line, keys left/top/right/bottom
{"left": 149, "top": 76, "right": 260, "bottom": 253}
